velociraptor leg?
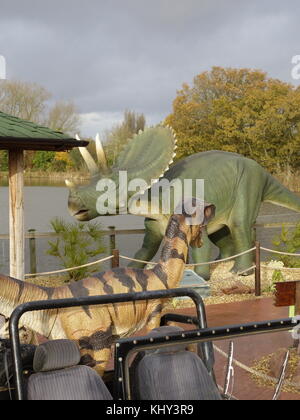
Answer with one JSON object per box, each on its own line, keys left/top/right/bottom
{"left": 60, "top": 309, "right": 115, "bottom": 376}
{"left": 78, "top": 346, "right": 112, "bottom": 377}
{"left": 145, "top": 310, "right": 163, "bottom": 333}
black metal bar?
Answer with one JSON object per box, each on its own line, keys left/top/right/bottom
{"left": 115, "top": 317, "right": 300, "bottom": 400}
{"left": 161, "top": 313, "right": 198, "bottom": 327}
{"left": 118, "top": 318, "right": 297, "bottom": 351}
{"left": 160, "top": 312, "right": 218, "bottom": 377}
{"left": 8, "top": 287, "right": 204, "bottom": 400}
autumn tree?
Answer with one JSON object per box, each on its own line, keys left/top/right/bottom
{"left": 165, "top": 67, "right": 300, "bottom": 172}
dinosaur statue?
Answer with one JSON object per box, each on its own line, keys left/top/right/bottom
{"left": 0, "top": 200, "right": 215, "bottom": 376}
{"left": 67, "top": 126, "right": 300, "bottom": 279}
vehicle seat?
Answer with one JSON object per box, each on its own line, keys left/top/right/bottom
{"left": 27, "top": 339, "right": 112, "bottom": 400}
{"left": 131, "top": 326, "right": 222, "bottom": 401}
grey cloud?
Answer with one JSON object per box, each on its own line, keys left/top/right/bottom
{"left": 0, "top": 0, "right": 300, "bottom": 135}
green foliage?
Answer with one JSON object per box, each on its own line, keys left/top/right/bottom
{"left": 32, "top": 151, "right": 56, "bottom": 170}
{"left": 272, "top": 269, "right": 285, "bottom": 283}
{"left": 272, "top": 222, "right": 300, "bottom": 268}
{"left": 0, "top": 150, "right": 8, "bottom": 171}
{"left": 47, "top": 218, "right": 106, "bottom": 281}
{"left": 165, "top": 67, "right": 300, "bottom": 172}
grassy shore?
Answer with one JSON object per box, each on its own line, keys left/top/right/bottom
{"left": 0, "top": 169, "right": 298, "bottom": 190}
{"left": 0, "top": 170, "right": 89, "bottom": 182}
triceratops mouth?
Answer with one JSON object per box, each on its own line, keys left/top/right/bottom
{"left": 73, "top": 209, "right": 90, "bottom": 220}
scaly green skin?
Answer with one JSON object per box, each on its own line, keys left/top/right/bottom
{"left": 68, "top": 139, "right": 300, "bottom": 279}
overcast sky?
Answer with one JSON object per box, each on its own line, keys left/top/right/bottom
{"left": 1, "top": 0, "right": 300, "bottom": 137}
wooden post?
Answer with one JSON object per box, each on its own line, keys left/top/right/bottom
{"left": 8, "top": 149, "right": 25, "bottom": 280}
{"left": 112, "top": 249, "right": 120, "bottom": 269}
{"left": 255, "top": 241, "right": 261, "bottom": 297}
{"left": 108, "top": 226, "right": 116, "bottom": 256}
{"left": 28, "top": 229, "right": 37, "bottom": 276}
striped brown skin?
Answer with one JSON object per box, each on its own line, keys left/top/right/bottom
{"left": 0, "top": 212, "right": 206, "bottom": 376}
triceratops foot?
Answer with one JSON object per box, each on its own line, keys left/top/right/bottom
{"left": 230, "top": 265, "right": 254, "bottom": 276}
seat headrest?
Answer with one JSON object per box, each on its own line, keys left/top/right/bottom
{"left": 146, "top": 326, "right": 188, "bottom": 354}
{"left": 33, "top": 340, "right": 81, "bottom": 373}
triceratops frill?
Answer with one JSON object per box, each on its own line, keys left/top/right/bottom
{"left": 66, "top": 125, "right": 178, "bottom": 221}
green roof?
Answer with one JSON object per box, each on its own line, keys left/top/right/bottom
{"left": 0, "top": 111, "right": 88, "bottom": 151}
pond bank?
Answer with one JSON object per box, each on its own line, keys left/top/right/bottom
{"left": 0, "top": 169, "right": 299, "bottom": 191}
{"left": 0, "top": 171, "right": 89, "bottom": 182}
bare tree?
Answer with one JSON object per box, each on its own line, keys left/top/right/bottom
{"left": 0, "top": 79, "right": 50, "bottom": 123}
{"left": 0, "top": 80, "right": 80, "bottom": 135}
{"left": 0, "top": 79, "right": 81, "bottom": 171}
{"left": 105, "top": 110, "right": 146, "bottom": 165}
{"left": 46, "top": 101, "right": 80, "bottom": 136}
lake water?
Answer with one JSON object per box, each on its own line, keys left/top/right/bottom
{"left": 0, "top": 178, "right": 299, "bottom": 276}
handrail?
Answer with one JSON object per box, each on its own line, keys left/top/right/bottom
{"left": 24, "top": 245, "right": 300, "bottom": 278}
{"left": 24, "top": 255, "right": 114, "bottom": 278}
{"left": 119, "top": 247, "right": 256, "bottom": 267}
{"left": 261, "top": 247, "right": 300, "bottom": 257}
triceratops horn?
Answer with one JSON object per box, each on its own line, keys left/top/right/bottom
{"left": 65, "top": 179, "right": 75, "bottom": 189}
{"left": 76, "top": 134, "right": 99, "bottom": 176}
{"left": 95, "top": 133, "right": 109, "bottom": 173}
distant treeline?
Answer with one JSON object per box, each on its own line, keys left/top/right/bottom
{"left": 1, "top": 68, "right": 300, "bottom": 178}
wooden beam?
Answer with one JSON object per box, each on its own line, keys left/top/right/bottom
{"left": 8, "top": 149, "right": 25, "bottom": 280}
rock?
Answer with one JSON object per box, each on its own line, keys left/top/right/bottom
{"left": 179, "top": 269, "right": 211, "bottom": 298}
{"left": 221, "top": 281, "right": 254, "bottom": 295}
{"left": 269, "top": 348, "right": 292, "bottom": 379}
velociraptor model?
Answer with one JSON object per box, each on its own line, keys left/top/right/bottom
{"left": 67, "top": 126, "right": 300, "bottom": 279}
{"left": 0, "top": 200, "right": 215, "bottom": 376}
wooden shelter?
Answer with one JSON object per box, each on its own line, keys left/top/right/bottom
{"left": 0, "top": 111, "right": 88, "bottom": 280}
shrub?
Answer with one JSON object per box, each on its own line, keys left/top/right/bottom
{"left": 32, "top": 151, "right": 55, "bottom": 170}
{"left": 0, "top": 150, "right": 8, "bottom": 171}
{"left": 272, "top": 222, "right": 300, "bottom": 268}
{"left": 47, "top": 218, "right": 106, "bottom": 281}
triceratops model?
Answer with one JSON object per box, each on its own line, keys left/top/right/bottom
{"left": 66, "top": 126, "right": 300, "bottom": 279}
